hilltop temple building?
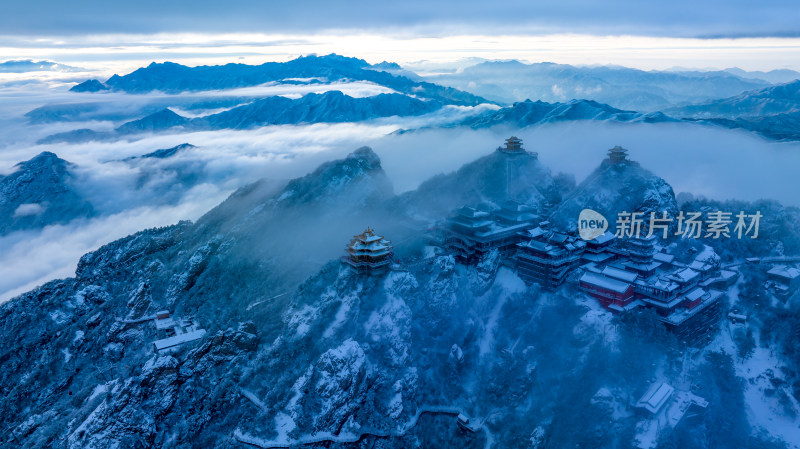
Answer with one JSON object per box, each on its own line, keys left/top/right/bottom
{"left": 152, "top": 311, "right": 206, "bottom": 352}
{"left": 607, "top": 145, "right": 629, "bottom": 164}
{"left": 342, "top": 227, "right": 394, "bottom": 273}
{"left": 513, "top": 221, "right": 587, "bottom": 289}
{"left": 442, "top": 200, "right": 538, "bottom": 262}
{"left": 766, "top": 265, "right": 800, "bottom": 299}
{"left": 497, "top": 136, "right": 537, "bottom": 158}
{"left": 621, "top": 235, "right": 661, "bottom": 277}
{"left": 500, "top": 136, "right": 523, "bottom": 153}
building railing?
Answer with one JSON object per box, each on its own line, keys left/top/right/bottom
{"left": 341, "top": 256, "right": 393, "bottom": 268}
{"left": 515, "top": 251, "right": 581, "bottom": 266}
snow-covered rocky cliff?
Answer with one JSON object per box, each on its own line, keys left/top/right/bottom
{"left": 1, "top": 145, "right": 798, "bottom": 449}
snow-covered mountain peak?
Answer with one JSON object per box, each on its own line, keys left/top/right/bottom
{"left": 0, "top": 151, "right": 94, "bottom": 234}
{"left": 549, "top": 149, "right": 677, "bottom": 231}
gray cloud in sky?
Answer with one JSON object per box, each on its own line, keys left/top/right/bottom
{"left": 1, "top": 0, "right": 799, "bottom": 38}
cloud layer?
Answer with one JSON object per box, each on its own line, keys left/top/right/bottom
{"left": 2, "top": 68, "right": 800, "bottom": 304}
{"left": 1, "top": 0, "right": 799, "bottom": 38}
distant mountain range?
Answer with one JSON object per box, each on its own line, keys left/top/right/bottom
{"left": 661, "top": 80, "right": 800, "bottom": 140}
{"left": 722, "top": 67, "right": 800, "bottom": 84}
{"left": 666, "top": 79, "right": 800, "bottom": 119}
{"left": 115, "top": 108, "right": 192, "bottom": 135}
{"left": 25, "top": 96, "right": 251, "bottom": 125}
{"left": 198, "top": 91, "right": 440, "bottom": 129}
{"left": 41, "top": 55, "right": 490, "bottom": 144}
{"left": 40, "top": 88, "right": 800, "bottom": 144}
{"left": 31, "top": 55, "right": 800, "bottom": 144}
{"left": 439, "top": 82, "right": 800, "bottom": 142}
{"left": 39, "top": 91, "right": 443, "bottom": 143}
{"left": 691, "top": 112, "right": 800, "bottom": 141}
{"left": 69, "top": 79, "right": 108, "bottom": 92}
{"left": 0, "top": 59, "right": 84, "bottom": 73}
{"left": 424, "top": 60, "right": 788, "bottom": 111}
{"left": 458, "top": 99, "right": 676, "bottom": 129}
{"left": 69, "top": 54, "right": 488, "bottom": 106}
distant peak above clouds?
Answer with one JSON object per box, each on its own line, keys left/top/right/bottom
{"left": 0, "top": 151, "right": 94, "bottom": 234}
{"left": 0, "top": 59, "right": 85, "bottom": 73}
{"left": 68, "top": 54, "right": 489, "bottom": 107}
{"left": 70, "top": 79, "right": 109, "bottom": 92}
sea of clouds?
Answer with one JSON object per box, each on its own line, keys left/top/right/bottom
{"left": 1, "top": 72, "right": 799, "bottom": 302}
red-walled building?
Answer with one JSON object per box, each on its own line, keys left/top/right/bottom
{"left": 579, "top": 271, "right": 636, "bottom": 310}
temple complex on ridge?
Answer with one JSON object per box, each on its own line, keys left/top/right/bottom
{"left": 342, "top": 227, "right": 394, "bottom": 273}
{"left": 345, "top": 139, "right": 751, "bottom": 345}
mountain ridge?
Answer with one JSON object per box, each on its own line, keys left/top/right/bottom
{"left": 667, "top": 79, "right": 800, "bottom": 119}
{"left": 70, "top": 54, "right": 490, "bottom": 107}
{"left": 39, "top": 91, "right": 446, "bottom": 143}
{"left": 425, "top": 59, "right": 772, "bottom": 111}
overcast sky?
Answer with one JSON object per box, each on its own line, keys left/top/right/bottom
{"left": 1, "top": 0, "right": 799, "bottom": 38}
{"left": 2, "top": 2, "right": 800, "bottom": 73}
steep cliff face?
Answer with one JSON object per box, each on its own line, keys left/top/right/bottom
{"left": 232, "top": 247, "right": 536, "bottom": 447}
